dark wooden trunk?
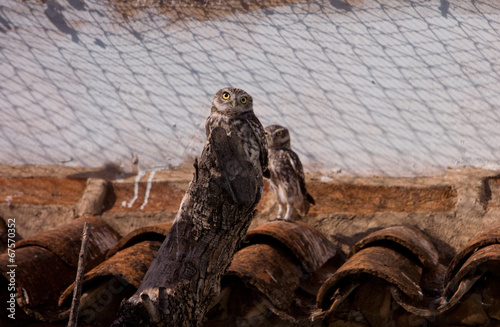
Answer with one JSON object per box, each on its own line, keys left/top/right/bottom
{"left": 111, "top": 127, "right": 262, "bottom": 327}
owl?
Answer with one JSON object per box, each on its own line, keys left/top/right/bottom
{"left": 264, "top": 125, "right": 315, "bottom": 221}
{"left": 205, "top": 86, "right": 268, "bottom": 182}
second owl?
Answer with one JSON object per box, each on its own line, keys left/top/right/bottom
{"left": 265, "top": 125, "right": 315, "bottom": 221}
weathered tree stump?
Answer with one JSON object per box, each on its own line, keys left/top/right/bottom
{"left": 111, "top": 127, "right": 262, "bottom": 327}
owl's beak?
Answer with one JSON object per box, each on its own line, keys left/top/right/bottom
{"left": 231, "top": 100, "right": 237, "bottom": 107}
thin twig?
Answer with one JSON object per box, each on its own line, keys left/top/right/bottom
{"left": 68, "top": 222, "right": 92, "bottom": 327}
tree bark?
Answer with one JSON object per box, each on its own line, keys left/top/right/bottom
{"left": 111, "top": 127, "right": 262, "bottom": 327}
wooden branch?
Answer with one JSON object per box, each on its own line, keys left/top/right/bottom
{"left": 67, "top": 222, "right": 91, "bottom": 327}
{"left": 111, "top": 127, "right": 262, "bottom": 327}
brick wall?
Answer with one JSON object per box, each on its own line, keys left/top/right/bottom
{"left": 1, "top": 164, "right": 499, "bottom": 258}
{"left": 2, "top": 163, "right": 500, "bottom": 326}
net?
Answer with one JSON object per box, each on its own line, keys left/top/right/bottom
{"left": 1, "top": 0, "right": 500, "bottom": 176}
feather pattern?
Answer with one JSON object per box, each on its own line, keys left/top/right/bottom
{"left": 265, "top": 124, "right": 315, "bottom": 220}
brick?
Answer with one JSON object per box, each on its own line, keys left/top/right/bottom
{"left": 0, "top": 177, "right": 86, "bottom": 206}
{"left": 103, "top": 180, "right": 186, "bottom": 213}
{"left": 307, "top": 183, "right": 457, "bottom": 214}
{"left": 486, "top": 178, "right": 500, "bottom": 209}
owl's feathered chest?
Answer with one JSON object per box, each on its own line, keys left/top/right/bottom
{"left": 205, "top": 113, "right": 268, "bottom": 172}
{"left": 267, "top": 147, "right": 306, "bottom": 204}
{"left": 268, "top": 148, "right": 297, "bottom": 181}
{"left": 205, "top": 114, "right": 252, "bottom": 139}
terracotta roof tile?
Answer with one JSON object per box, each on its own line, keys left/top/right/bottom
{"left": 0, "top": 245, "right": 75, "bottom": 322}
{"left": 314, "top": 226, "right": 445, "bottom": 325}
{"left": 4, "top": 168, "right": 500, "bottom": 326}
{"left": 55, "top": 222, "right": 172, "bottom": 326}
{"left": 245, "top": 220, "right": 340, "bottom": 273}
{"left": 351, "top": 225, "right": 439, "bottom": 269}
{"left": 58, "top": 240, "right": 161, "bottom": 326}
{"left": 105, "top": 222, "right": 172, "bottom": 259}
{"left": 439, "top": 226, "right": 500, "bottom": 323}
{"left": 206, "top": 221, "right": 342, "bottom": 325}
{"left": 16, "top": 217, "right": 120, "bottom": 269}
{"left": 7, "top": 219, "right": 500, "bottom": 326}
{"left": 445, "top": 222, "right": 500, "bottom": 284}
{"left": 0, "top": 217, "right": 119, "bottom": 323}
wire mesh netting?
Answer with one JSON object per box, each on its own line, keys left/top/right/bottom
{"left": 1, "top": 0, "right": 500, "bottom": 176}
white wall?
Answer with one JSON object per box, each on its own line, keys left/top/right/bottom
{"left": 1, "top": 0, "right": 500, "bottom": 176}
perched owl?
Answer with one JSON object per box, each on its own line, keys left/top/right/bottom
{"left": 205, "top": 87, "right": 268, "bottom": 183}
{"left": 265, "top": 125, "right": 315, "bottom": 221}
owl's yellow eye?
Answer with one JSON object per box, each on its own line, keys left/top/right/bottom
{"left": 264, "top": 132, "right": 269, "bottom": 137}
{"left": 222, "top": 92, "right": 231, "bottom": 100}
{"left": 276, "top": 130, "right": 283, "bottom": 136}
{"left": 240, "top": 96, "right": 248, "bottom": 104}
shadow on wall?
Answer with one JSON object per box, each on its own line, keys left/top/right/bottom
{"left": 2, "top": 0, "right": 500, "bottom": 175}
{"left": 44, "top": 0, "right": 79, "bottom": 43}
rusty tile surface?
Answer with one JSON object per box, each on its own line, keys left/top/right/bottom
{"left": 226, "top": 243, "right": 303, "bottom": 313}
{"left": 246, "top": 220, "right": 338, "bottom": 273}
{"left": 445, "top": 244, "right": 500, "bottom": 299}
{"left": 107, "top": 0, "right": 361, "bottom": 22}
{"left": 438, "top": 244, "right": 500, "bottom": 321}
{"left": 307, "top": 183, "right": 457, "bottom": 214}
{"left": 352, "top": 225, "right": 439, "bottom": 269}
{"left": 0, "top": 177, "right": 86, "bottom": 206}
{"left": 106, "top": 222, "right": 171, "bottom": 258}
{"left": 104, "top": 181, "right": 185, "bottom": 213}
{"left": 445, "top": 223, "right": 500, "bottom": 284}
{"left": 0, "top": 246, "right": 75, "bottom": 322}
{"left": 16, "top": 217, "right": 120, "bottom": 269}
{"left": 317, "top": 246, "right": 424, "bottom": 314}
{"left": 209, "top": 221, "right": 343, "bottom": 325}
{"left": 59, "top": 240, "right": 162, "bottom": 310}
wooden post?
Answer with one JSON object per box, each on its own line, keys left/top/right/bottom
{"left": 111, "top": 126, "right": 262, "bottom": 327}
